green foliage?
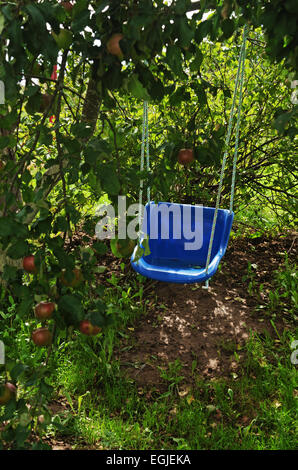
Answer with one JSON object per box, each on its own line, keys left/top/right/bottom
{"left": 0, "top": 0, "right": 297, "bottom": 449}
{"left": 267, "top": 256, "right": 297, "bottom": 317}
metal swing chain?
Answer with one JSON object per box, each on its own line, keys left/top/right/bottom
{"left": 138, "top": 101, "right": 150, "bottom": 237}
{"left": 137, "top": 26, "right": 248, "bottom": 282}
{"left": 205, "top": 24, "right": 248, "bottom": 282}
{"left": 145, "top": 102, "right": 151, "bottom": 203}
{"left": 229, "top": 26, "right": 248, "bottom": 212}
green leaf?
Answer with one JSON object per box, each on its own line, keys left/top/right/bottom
{"left": 190, "top": 49, "right": 203, "bottom": 72}
{"left": 169, "top": 86, "right": 190, "bottom": 106}
{"left": 0, "top": 111, "right": 18, "bottom": 129}
{"left": 17, "top": 298, "right": 34, "bottom": 318}
{"left": 92, "top": 241, "right": 108, "bottom": 255}
{"left": 72, "top": 9, "right": 90, "bottom": 34}
{"left": 95, "top": 1, "right": 110, "bottom": 14}
{"left": 2, "top": 265, "right": 18, "bottom": 281}
{"left": 99, "top": 164, "right": 121, "bottom": 196}
{"left": 40, "top": 378, "right": 54, "bottom": 397}
{"left": 166, "top": 45, "right": 184, "bottom": 78}
{"left": 221, "top": 19, "right": 235, "bottom": 39}
{"left": 174, "top": 0, "right": 189, "bottom": 15}
{"left": 1, "top": 399, "right": 17, "bottom": 421}
{"left": 223, "top": 87, "right": 231, "bottom": 98}
{"left": 84, "top": 137, "right": 111, "bottom": 165}
{"left": 0, "top": 217, "right": 16, "bottom": 237}
{"left": 127, "top": 74, "right": 150, "bottom": 100}
{"left": 131, "top": 244, "right": 144, "bottom": 263}
{"left": 143, "top": 237, "right": 151, "bottom": 256}
{"left": 195, "top": 20, "right": 212, "bottom": 44}
{"left": 6, "top": 240, "right": 28, "bottom": 259}
{"left": 273, "top": 110, "right": 294, "bottom": 133}
{"left": 58, "top": 295, "right": 84, "bottom": 325}
{"left": 25, "top": 4, "right": 46, "bottom": 27}
{"left": 53, "top": 216, "right": 69, "bottom": 233}
{"left": 193, "top": 83, "right": 207, "bottom": 104}
{"left": 52, "top": 29, "right": 73, "bottom": 49}
{"left": 177, "top": 17, "right": 194, "bottom": 48}
{"left": 10, "top": 363, "right": 27, "bottom": 382}
{"left": 89, "top": 310, "right": 105, "bottom": 327}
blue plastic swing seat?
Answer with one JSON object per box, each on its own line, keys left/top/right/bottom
{"left": 131, "top": 202, "right": 234, "bottom": 284}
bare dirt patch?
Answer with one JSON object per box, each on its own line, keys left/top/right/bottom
{"left": 118, "top": 231, "right": 296, "bottom": 388}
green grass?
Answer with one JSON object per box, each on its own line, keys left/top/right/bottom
{"left": 1, "top": 248, "right": 297, "bottom": 450}
{"left": 49, "top": 316, "right": 297, "bottom": 450}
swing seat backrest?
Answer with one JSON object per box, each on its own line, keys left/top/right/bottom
{"left": 131, "top": 202, "right": 234, "bottom": 283}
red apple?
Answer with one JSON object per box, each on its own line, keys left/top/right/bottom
{"left": 79, "top": 320, "right": 93, "bottom": 336}
{"left": 32, "top": 327, "right": 52, "bottom": 347}
{"left": 177, "top": 148, "right": 194, "bottom": 165}
{"left": 0, "top": 382, "right": 17, "bottom": 406}
{"left": 0, "top": 160, "right": 5, "bottom": 171}
{"left": 34, "top": 301, "right": 55, "bottom": 320}
{"left": 61, "top": 1, "right": 73, "bottom": 12}
{"left": 107, "top": 33, "right": 124, "bottom": 58}
{"left": 79, "top": 320, "right": 101, "bottom": 336}
{"left": 23, "top": 255, "right": 37, "bottom": 274}
{"left": 61, "top": 268, "right": 83, "bottom": 288}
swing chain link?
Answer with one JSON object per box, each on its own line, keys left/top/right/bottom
{"left": 230, "top": 25, "right": 248, "bottom": 212}
{"left": 205, "top": 24, "right": 248, "bottom": 277}
{"left": 138, "top": 25, "right": 248, "bottom": 283}
{"left": 138, "top": 101, "right": 150, "bottom": 236}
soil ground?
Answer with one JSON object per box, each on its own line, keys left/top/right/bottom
{"left": 115, "top": 231, "right": 296, "bottom": 388}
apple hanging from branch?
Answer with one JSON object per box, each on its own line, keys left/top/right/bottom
{"left": 23, "top": 255, "right": 37, "bottom": 274}
{"left": 32, "top": 328, "right": 52, "bottom": 347}
{"left": 61, "top": 1, "right": 73, "bottom": 12}
{"left": 34, "top": 302, "right": 56, "bottom": 320}
{"left": 177, "top": 148, "right": 194, "bottom": 165}
{"left": 107, "top": 33, "right": 124, "bottom": 59}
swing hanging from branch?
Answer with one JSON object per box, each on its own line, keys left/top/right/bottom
{"left": 131, "top": 25, "right": 248, "bottom": 286}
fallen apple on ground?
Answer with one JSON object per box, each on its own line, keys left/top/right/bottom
{"left": 79, "top": 320, "right": 101, "bottom": 336}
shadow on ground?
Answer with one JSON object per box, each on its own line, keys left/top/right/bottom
{"left": 118, "top": 232, "right": 296, "bottom": 387}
